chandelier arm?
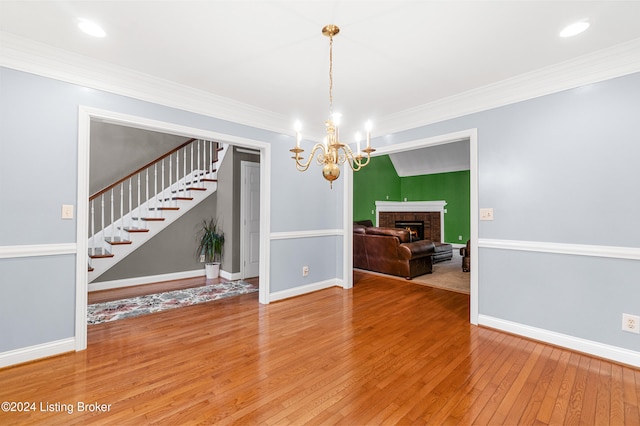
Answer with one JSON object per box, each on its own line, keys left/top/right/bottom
{"left": 292, "top": 143, "right": 328, "bottom": 171}
{"left": 351, "top": 154, "right": 373, "bottom": 171}
{"left": 337, "top": 144, "right": 374, "bottom": 171}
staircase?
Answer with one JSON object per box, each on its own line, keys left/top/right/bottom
{"left": 88, "top": 139, "right": 227, "bottom": 283}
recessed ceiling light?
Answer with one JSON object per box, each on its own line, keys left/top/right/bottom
{"left": 78, "top": 18, "right": 106, "bottom": 38}
{"left": 559, "top": 21, "right": 590, "bottom": 38}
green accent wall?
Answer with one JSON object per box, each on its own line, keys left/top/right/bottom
{"left": 354, "top": 155, "right": 470, "bottom": 244}
{"left": 353, "top": 155, "right": 400, "bottom": 221}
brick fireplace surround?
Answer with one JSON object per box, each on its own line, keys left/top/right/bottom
{"left": 375, "top": 201, "right": 447, "bottom": 243}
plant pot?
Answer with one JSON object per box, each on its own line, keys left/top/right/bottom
{"left": 205, "top": 262, "right": 220, "bottom": 279}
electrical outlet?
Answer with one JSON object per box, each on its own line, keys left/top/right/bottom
{"left": 622, "top": 313, "right": 640, "bottom": 334}
{"left": 199, "top": 254, "right": 205, "bottom": 263}
{"left": 302, "top": 266, "right": 309, "bottom": 277}
{"left": 459, "top": 235, "right": 463, "bottom": 241}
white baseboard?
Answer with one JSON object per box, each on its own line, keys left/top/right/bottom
{"left": 269, "top": 279, "right": 341, "bottom": 303}
{"left": 222, "top": 270, "right": 243, "bottom": 281}
{"left": 88, "top": 269, "right": 244, "bottom": 292}
{"left": 89, "top": 269, "right": 206, "bottom": 292}
{"left": 479, "top": 314, "right": 640, "bottom": 368}
{"left": 0, "top": 338, "right": 75, "bottom": 369}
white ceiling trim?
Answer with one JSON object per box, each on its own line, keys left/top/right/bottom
{"left": 392, "top": 163, "right": 470, "bottom": 178}
{"left": 2, "top": 31, "right": 639, "bottom": 137}
{"left": 378, "top": 38, "right": 640, "bottom": 135}
{"left": 0, "top": 31, "right": 290, "bottom": 136}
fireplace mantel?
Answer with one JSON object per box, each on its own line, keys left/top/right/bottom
{"left": 375, "top": 201, "right": 447, "bottom": 214}
{"left": 375, "top": 201, "right": 447, "bottom": 242}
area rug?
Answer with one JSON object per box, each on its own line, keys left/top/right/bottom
{"left": 412, "top": 251, "right": 470, "bottom": 294}
{"left": 87, "top": 281, "right": 258, "bottom": 325}
{"left": 356, "top": 251, "right": 470, "bottom": 294}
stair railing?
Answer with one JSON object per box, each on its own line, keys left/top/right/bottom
{"left": 88, "top": 139, "right": 220, "bottom": 260}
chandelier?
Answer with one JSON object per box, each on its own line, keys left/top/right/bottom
{"left": 290, "top": 24, "right": 375, "bottom": 188}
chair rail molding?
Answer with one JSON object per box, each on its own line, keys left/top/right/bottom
{"left": 479, "top": 238, "right": 640, "bottom": 260}
{"left": 0, "top": 243, "right": 76, "bottom": 259}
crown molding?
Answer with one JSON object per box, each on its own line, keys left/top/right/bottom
{"left": 0, "top": 31, "right": 291, "bottom": 135}
{"left": 2, "top": 31, "right": 640, "bottom": 137}
{"left": 377, "top": 38, "right": 640, "bottom": 136}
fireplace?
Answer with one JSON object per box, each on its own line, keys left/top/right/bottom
{"left": 395, "top": 221, "right": 424, "bottom": 242}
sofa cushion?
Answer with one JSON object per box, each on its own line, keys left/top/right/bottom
{"left": 353, "top": 224, "right": 367, "bottom": 234}
{"left": 354, "top": 219, "right": 374, "bottom": 228}
{"left": 364, "top": 227, "right": 411, "bottom": 243}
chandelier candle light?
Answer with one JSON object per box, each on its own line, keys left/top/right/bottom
{"left": 291, "top": 24, "right": 375, "bottom": 188}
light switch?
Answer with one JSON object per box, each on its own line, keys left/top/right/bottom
{"left": 480, "top": 208, "right": 494, "bottom": 221}
{"left": 62, "top": 204, "right": 74, "bottom": 219}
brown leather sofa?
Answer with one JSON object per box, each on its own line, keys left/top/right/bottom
{"left": 353, "top": 223, "right": 435, "bottom": 279}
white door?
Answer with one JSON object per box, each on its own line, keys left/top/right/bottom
{"left": 241, "top": 162, "right": 260, "bottom": 279}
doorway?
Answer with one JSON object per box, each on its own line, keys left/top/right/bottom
{"left": 76, "top": 106, "right": 271, "bottom": 351}
{"left": 344, "top": 128, "right": 479, "bottom": 324}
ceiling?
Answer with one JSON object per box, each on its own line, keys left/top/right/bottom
{"left": 2, "top": 1, "right": 640, "bottom": 175}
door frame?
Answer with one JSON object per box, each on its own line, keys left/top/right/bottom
{"left": 343, "top": 128, "right": 479, "bottom": 324}
{"left": 76, "top": 106, "right": 272, "bottom": 350}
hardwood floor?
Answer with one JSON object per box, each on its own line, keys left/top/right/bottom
{"left": 1, "top": 271, "right": 638, "bottom": 425}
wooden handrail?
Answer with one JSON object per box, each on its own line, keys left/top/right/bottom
{"left": 90, "top": 138, "right": 216, "bottom": 200}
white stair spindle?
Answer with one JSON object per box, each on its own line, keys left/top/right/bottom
{"left": 183, "top": 147, "right": 187, "bottom": 196}
{"left": 161, "top": 159, "right": 165, "bottom": 210}
{"left": 90, "top": 199, "right": 95, "bottom": 256}
{"left": 197, "top": 139, "right": 201, "bottom": 188}
{"left": 128, "top": 178, "right": 133, "bottom": 229}
{"left": 145, "top": 168, "right": 149, "bottom": 217}
{"left": 137, "top": 174, "right": 143, "bottom": 229}
{"left": 100, "top": 194, "right": 105, "bottom": 251}
{"left": 209, "top": 140, "right": 213, "bottom": 176}
{"left": 119, "top": 183, "right": 124, "bottom": 240}
{"left": 168, "top": 155, "right": 172, "bottom": 206}
{"left": 110, "top": 189, "right": 114, "bottom": 242}
{"left": 190, "top": 144, "right": 194, "bottom": 193}
{"left": 175, "top": 151, "right": 179, "bottom": 207}
{"left": 154, "top": 164, "right": 158, "bottom": 212}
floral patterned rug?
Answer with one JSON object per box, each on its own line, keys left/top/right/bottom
{"left": 87, "top": 281, "right": 258, "bottom": 325}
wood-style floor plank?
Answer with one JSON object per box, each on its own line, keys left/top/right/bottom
{"left": 0, "top": 271, "right": 638, "bottom": 425}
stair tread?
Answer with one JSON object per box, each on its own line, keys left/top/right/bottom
{"left": 163, "top": 197, "right": 193, "bottom": 201}
{"left": 121, "top": 227, "right": 150, "bottom": 233}
{"left": 149, "top": 207, "right": 180, "bottom": 211}
{"left": 88, "top": 248, "right": 114, "bottom": 259}
{"left": 105, "top": 237, "right": 132, "bottom": 245}
{"left": 132, "top": 217, "right": 166, "bottom": 221}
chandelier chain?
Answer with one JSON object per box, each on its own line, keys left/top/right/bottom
{"left": 329, "top": 34, "right": 333, "bottom": 110}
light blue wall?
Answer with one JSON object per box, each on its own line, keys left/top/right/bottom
{"left": 376, "top": 72, "right": 640, "bottom": 352}
{"left": 0, "top": 67, "right": 342, "bottom": 353}
{"left": 0, "top": 256, "right": 76, "bottom": 350}
{"left": 2, "top": 64, "right": 639, "bottom": 358}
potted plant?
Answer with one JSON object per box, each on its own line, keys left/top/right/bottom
{"left": 197, "top": 218, "right": 225, "bottom": 279}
